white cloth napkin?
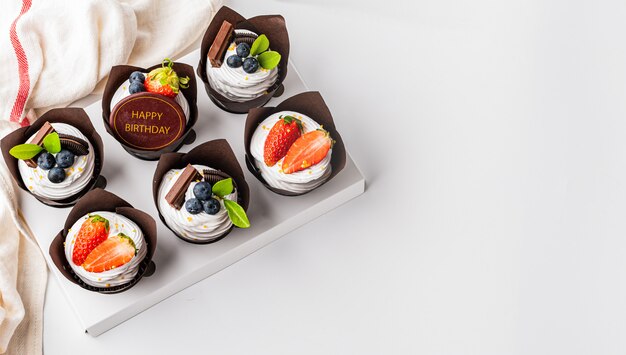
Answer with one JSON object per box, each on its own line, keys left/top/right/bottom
{"left": 0, "top": 0, "right": 221, "bottom": 353}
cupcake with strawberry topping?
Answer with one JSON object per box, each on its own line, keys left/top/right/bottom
{"left": 64, "top": 212, "right": 147, "bottom": 288}
{"left": 250, "top": 113, "right": 333, "bottom": 194}
{"left": 109, "top": 59, "right": 191, "bottom": 122}
{"left": 102, "top": 59, "right": 198, "bottom": 160}
{"left": 244, "top": 92, "right": 347, "bottom": 196}
{"left": 49, "top": 188, "right": 157, "bottom": 293}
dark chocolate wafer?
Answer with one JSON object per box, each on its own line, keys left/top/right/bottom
{"left": 165, "top": 164, "right": 202, "bottom": 209}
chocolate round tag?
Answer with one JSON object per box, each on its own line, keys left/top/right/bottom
{"left": 110, "top": 92, "right": 186, "bottom": 151}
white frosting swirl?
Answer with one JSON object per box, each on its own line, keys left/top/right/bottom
{"left": 206, "top": 29, "right": 279, "bottom": 102}
{"left": 157, "top": 165, "right": 237, "bottom": 243}
{"left": 109, "top": 73, "right": 190, "bottom": 121}
{"left": 250, "top": 111, "right": 332, "bottom": 194}
{"left": 18, "top": 123, "right": 96, "bottom": 201}
{"left": 64, "top": 211, "right": 147, "bottom": 288}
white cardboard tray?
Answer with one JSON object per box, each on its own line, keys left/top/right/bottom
{"left": 19, "top": 49, "right": 364, "bottom": 336}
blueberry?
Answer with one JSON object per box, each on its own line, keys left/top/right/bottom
{"left": 129, "top": 82, "right": 145, "bottom": 94}
{"left": 236, "top": 43, "right": 250, "bottom": 58}
{"left": 193, "top": 181, "right": 212, "bottom": 201}
{"left": 129, "top": 71, "right": 145, "bottom": 84}
{"left": 185, "top": 198, "right": 203, "bottom": 214}
{"left": 48, "top": 167, "right": 66, "bottom": 183}
{"left": 243, "top": 57, "right": 259, "bottom": 74}
{"left": 55, "top": 149, "right": 75, "bottom": 168}
{"left": 203, "top": 198, "right": 221, "bottom": 215}
{"left": 226, "top": 55, "right": 243, "bottom": 68}
{"left": 36, "top": 152, "right": 56, "bottom": 170}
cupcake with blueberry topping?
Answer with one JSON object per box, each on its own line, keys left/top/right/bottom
{"left": 153, "top": 139, "right": 250, "bottom": 244}
{"left": 0, "top": 108, "right": 105, "bottom": 207}
{"left": 245, "top": 92, "right": 347, "bottom": 196}
{"left": 198, "top": 6, "right": 290, "bottom": 113}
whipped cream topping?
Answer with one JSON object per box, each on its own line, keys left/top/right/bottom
{"left": 157, "top": 164, "right": 237, "bottom": 242}
{"left": 64, "top": 211, "right": 147, "bottom": 288}
{"left": 206, "top": 29, "right": 279, "bottom": 102}
{"left": 250, "top": 111, "right": 332, "bottom": 194}
{"left": 109, "top": 73, "right": 191, "bottom": 121}
{"left": 18, "top": 123, "right": 96, "bottom": 201}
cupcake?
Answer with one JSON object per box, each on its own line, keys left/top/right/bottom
{"left": 0, "top": 108, "right": 105, "bottom": 207}
{"left": 49, "top": 189, "right": 157, "bottom": 293}
{"left": 244, "top": 92, "right": 347, "bottom": 196}
{"left": 197, "top": 6, "right": 289, "bottom": 113}
{"left": 153, "top": 139, "right": 250, "bottom": 244}
{"left": 102, "top": 59, "right": 198, "bottom": 160}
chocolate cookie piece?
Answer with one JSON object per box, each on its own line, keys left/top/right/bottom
{"left": 58, "top": 133, "right": 89, "bottom": 156}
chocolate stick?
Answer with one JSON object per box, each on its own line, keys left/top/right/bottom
{"left": 165, "top": 164, "right": 202, "bottom": 209}
{"left": 25, "top": 121, "right": 55, "bottom": 168}
{"left": 208, "top": 21, "right": 234, "bottom": 67}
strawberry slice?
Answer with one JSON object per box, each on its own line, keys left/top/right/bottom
{"left": 282, "top": 130, "right": 332, "bottom": 174}
{"left": 82, "top": 234, "right": 137, "bottom": 273}
{"left": 263, "top": 115, "right": 302, "bottom": 167}
{"left": 144, "top": 58, "right": 190, "bottom": 98}
{"left": 72, "top": 214, "right": 110, "bottom": 265}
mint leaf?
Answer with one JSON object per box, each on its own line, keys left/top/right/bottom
{"left": 9, "top": 144, "right": 43, "bottom": 160}
{"left": 250, "top": 34, "right": 270, "bottom": 56}
{"left": 43, "top": 132, "right": 61, "bottom": 154}
{"left": 224, "top": 199, "right": 250, "bottom": 228}
{"left": 212, "top": 178, "right": 233, "bottom": 198}
{"left": 258, "top": 51, "right": 281, "bottom": 70}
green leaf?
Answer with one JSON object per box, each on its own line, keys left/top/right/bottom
{"left": 9, "top": 144, "right": 43, "bottom": 160}
{"left": 250, "top": 34, "right": 270, "bottom": 56}
{"left": 258, "top": 51, "right": 281, "bottom": 70}
{"left": 224, "top": 199, "right": 250, "bottom": 228}
{"left": 43, "top": 132, "right": 61, "bottom": 154}
{"left": 212, "top": 178, "right": 233, "bottom": 198}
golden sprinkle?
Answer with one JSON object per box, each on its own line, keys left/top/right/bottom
{"left": 98, "top": 278, "right": 102, "bottom": 281}
{"left": 105, "top": 283, "right": 110, "bottom": 287}
{"left": 28, "top": 186, "right": 33, "bottom": 190}
{"left": 203, "top": 225, "right": 207, "bottom": 229}
{"left": 28, "top": 177, "right": 32, "bottom": 180}
{"left": 244, "top": 76, "right": 249, "bottom": 80}
{"left": 187, "top": 217, "right": 193, "bottom": 222}
{"left": 78, "top": 167, "right": 83, "bottom": 172}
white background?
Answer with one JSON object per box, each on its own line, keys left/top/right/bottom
{"left": 44, "top": 0, "right": 626, "bottom": 354}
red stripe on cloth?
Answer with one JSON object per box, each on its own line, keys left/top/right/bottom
{"left": 9, "top": 0, "right": 33, "bottom": 126}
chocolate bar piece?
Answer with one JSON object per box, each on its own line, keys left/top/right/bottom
{"left": 25, "top": 121, "right": 55, "bottom": 168}
{"left": 165, "top": 164, "right": 202, "bottom": 209}
{"left": 208, "top": 21, "right": 234, "bottom": 67}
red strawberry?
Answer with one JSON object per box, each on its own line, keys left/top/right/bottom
{"left": 144, "top": 58, "right": 190, "bottom": 98}
{"left": 82, "top": 234, "right": 137, "bottom": 273}
{"left": 72, "top": 214, "right": 110, "bottom": 265}
{"left": 282, "top": 130, "right": 332, "bottom": 174}
{"left": 263, "top": 115, "right": 303, "bottom": 167}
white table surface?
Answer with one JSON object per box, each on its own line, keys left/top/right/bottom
{"left": 44, "top": 0, "right": 626, "bottom": 354}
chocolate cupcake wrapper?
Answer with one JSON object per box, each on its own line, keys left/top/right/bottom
{"left": 49, "top": 188, "right": 157, "bottom": 294}
{"left": 0, "top": 108, "right": 106, "bottom": 207}
{"left": 152, "top": 139, "right": 250, "bottom": 244}
{"left": 197, "top": 6, "right": 290, "bottom": 114}
{"left": 244, "top": 91, "right": 347, "bottom": 196}
{"left": 102, "top": 62, "right": 198, "bottom": 160}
